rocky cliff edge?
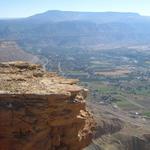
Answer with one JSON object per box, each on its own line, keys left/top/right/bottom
{"left": 0, "top": 61, "right": 94, "bottom": 150}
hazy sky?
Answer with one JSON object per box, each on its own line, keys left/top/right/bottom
{"left": 0, "top": 0, "right": 150, "bottom": 18}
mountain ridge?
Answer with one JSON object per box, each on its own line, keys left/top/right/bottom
{"left": 27, "top": 10, "right": 146, "bottom": 24}
{"left": 0, "top": 10, "right": 150, "bottom": 53}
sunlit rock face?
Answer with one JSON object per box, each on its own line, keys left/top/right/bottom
{"left": 0, "top": 61, "right": 94, "bottom": 150}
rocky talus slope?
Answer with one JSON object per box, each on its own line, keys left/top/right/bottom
{"left": 0, "top": 61, "right": 94, "bottom": 150}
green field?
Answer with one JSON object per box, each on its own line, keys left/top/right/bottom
{"left": 143, "top": 111, "right": 150, "bottom": 117}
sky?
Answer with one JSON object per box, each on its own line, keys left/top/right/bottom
{"left": 0, "top": 0, "right": 150, "bottom": 18}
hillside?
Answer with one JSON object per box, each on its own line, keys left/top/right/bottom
{"left": 0, "top": 10, "right": 150, "bottom": 53}
{"left": 0, "top": 41, "right": 40, "bottom": 63}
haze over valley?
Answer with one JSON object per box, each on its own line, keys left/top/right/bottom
{"left": 0, "top": 9, "right": 150, "bottom": 150}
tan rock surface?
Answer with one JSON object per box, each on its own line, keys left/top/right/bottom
{"left": 0, "top": 61, "right": 94, "bottom": 150}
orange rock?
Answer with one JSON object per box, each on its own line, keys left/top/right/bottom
{"left": 0, "top": 61, "right": 95, "bottom": 150}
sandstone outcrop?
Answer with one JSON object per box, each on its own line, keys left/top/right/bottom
{"left": 0, "top": 61, "right": 94, "bottom": 150}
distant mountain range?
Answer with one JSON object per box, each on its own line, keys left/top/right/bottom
{"left": 27, "top": 11, "right": 144, "bottom": 23}
{"left": 0, "top": 10, "right": 150, "bottom": 53}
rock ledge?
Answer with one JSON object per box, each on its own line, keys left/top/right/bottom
{"left": 0, "top": 61, "right": 94, "bottom": 150}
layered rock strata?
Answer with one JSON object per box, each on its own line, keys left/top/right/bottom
{"left": 0, "top": 61, "right": 94, "bottom": 150}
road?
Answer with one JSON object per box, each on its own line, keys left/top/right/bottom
{"left": 58, "top": 62, "right": 65, "bottom": 76}
{"left": 37, "top": 55, "right": 48, "bottom": 70}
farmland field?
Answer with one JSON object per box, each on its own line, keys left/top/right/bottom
{"left": 42, "top": 47, "right": 150, "bottom": 121}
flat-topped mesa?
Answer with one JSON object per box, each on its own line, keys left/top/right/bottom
{"left": 0, "top": 61, "right": 94, "bottom": 150}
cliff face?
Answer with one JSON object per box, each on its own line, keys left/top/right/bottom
{"left": 0, "top": 61, "right": 94, "bottom": 150}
